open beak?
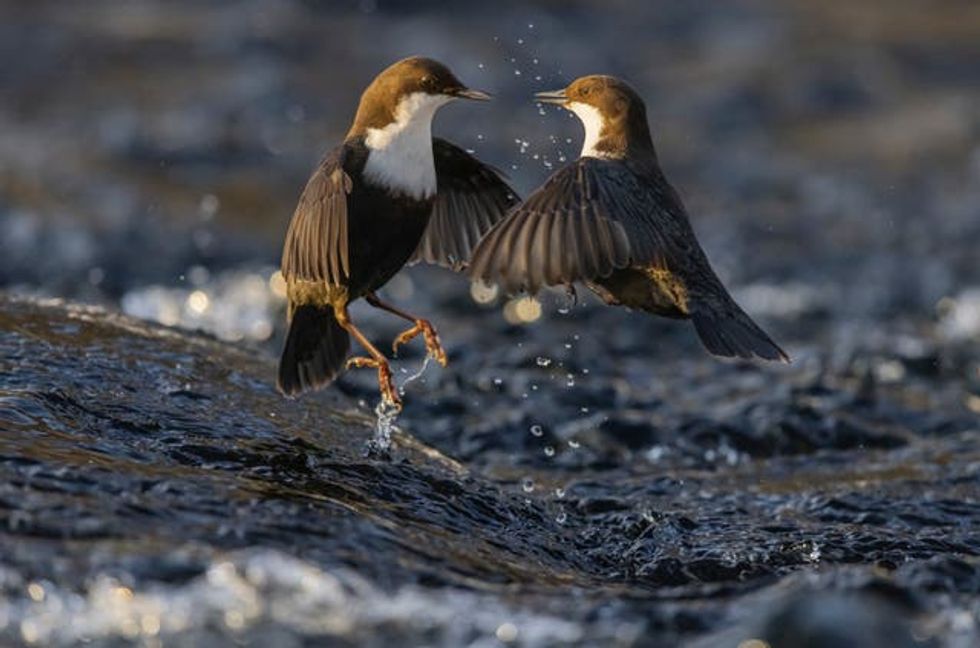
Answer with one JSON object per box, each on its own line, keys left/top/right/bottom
{"left": 454, "top": 87, "right": 492, "bottom": 101}
{"left": 534, "top": 89, "right": 568, "bottom": 105}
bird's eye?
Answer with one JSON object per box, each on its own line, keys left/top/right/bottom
{"left": 580, "top": 86, "right": 591, "bottom": 96}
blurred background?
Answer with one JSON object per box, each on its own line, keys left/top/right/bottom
{"left": 1, "top": 0, "right": 979, "bottom": 354}
{"left": 3, "top": 4, "right": 980, "bottom": 645}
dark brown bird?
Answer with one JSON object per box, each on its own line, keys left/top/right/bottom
{"left": 278, "top": 57, "right": 518, "bottom": 408}
{"left": 469, "top": 75, "right": 788, "bottom": 363}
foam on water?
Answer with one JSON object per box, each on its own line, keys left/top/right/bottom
{"left": 121, "top": 267, "right": 284, "bottom": 342}
{"left": 0, "top": 550, "right": 613, "bottom": 647}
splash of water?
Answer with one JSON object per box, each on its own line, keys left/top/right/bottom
{"left": 371, "top": 399, "right": 400, "bottom": 454}
{"left": 370, "top": 355, "right": 434, "bottom": 453}
{"left": 399, "top": 354, "right": 432, "bottom": 396}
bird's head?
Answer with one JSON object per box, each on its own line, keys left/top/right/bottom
{"left": 535, "top": 75, "right": 654, "bottom": 160}
{"left": 350, "top": 56, "right": 489, "bottom": 136}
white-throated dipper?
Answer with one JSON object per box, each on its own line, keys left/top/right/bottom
{"left": 278, "top": 56, "right": 518, "bottom": 408}
{"left": 469, "top": 75, "right": 788, "bottom": 363}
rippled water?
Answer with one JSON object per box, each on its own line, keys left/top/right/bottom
{"left": 1, "top": 296, "right": 978, "bottom": 646}
{"left": 2, "top": 1, "right": 980, "bottom": 645}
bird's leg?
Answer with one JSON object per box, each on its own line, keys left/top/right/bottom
{"left": 334, "top": 305, "right": 401, "bottom": 409}
{"left": 364, "top": 293, "right": 448, "bottom": 367}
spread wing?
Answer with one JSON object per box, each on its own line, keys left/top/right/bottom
{"left": 469, "top": 157, "right": 686, "bottom": 294}
{"left": 281, "top": 146, "right": 352, "bottom": 286}
{"left": 410, "top": 138, "right": 520, "bottom": 271}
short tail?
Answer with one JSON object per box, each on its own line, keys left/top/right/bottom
{"left": 691, "top": 300, "right": 789, "bottom": 363}
{"left": 277, "top": 304, "right": 350, "bottom": 397}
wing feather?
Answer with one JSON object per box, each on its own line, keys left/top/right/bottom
{"left": 281, "top": 146, "right": 351, "bottom": 287}
{"left": 409, "top": 138, "right": 520, "bottom": 271}
{"left": 469, "top": 157, "right": 688, "bottom": 294}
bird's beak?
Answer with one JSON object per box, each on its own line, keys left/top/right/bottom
{"left": 454, "top": 87, "right": 492, "bottom": 101}
{"left": 534, "top": 89, "right": 568, "bottom": 105}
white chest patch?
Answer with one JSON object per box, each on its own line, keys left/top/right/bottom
{"left": 362, "top": 92, "right": 451, "bottom": 199}
{"left": 567, "top": 101, "right": 609, "bottom": 159}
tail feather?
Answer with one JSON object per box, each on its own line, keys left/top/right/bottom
{"left": 691, "top": 301, "right": 789, "bottom": 363}
{"left": 278, "top": 304, "right": 350, "bottom": 397}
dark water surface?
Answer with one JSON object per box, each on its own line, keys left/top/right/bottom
{"left": 1, "top": 295, "right": 978, "bottom": 646}
{"left": 2, "top": 0, "right": 980, "bottom": 646}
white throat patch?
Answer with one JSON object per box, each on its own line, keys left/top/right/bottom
{"left": 567, "top": 101, "right": 608, "bottom": 159}
{"left": 363, "top": 92, "right": 451, "bottom": 199}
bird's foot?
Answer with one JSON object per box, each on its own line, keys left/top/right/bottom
{"left": 392, "top": 320, "right": 448, "bottom": 367}
{"left": 345, "top": 356, "right": 403, "bottom": 410}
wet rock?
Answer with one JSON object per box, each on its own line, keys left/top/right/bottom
{"left": 761, "top": 591, "right": 917, "bottom": 648}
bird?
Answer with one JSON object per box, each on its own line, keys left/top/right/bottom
{"left": 468, "top": 75, "right": 788, "bottom": 363}
{"left": 278, "top": 56, "right": 519, "bottom": 408}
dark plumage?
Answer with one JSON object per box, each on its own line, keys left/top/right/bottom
{"left": 469, "top": 75, "right": 788, "bottom": 363}
{"left": 279, "top": 57, "right": 519, "bottom": 406}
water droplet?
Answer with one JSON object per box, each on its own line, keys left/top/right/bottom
{"left": 556, "top": 506, "right": 567, "bottom": 524}
{"left": 646, "top": 445, "right": 666, "bottom": 461}
{"left": 493, "top": 377, "right": 503, "bottom": 385}
{"left": 530, "top": 424, "right": 544, "bottom": 437}
{"left": 398, "top": 354, "right": 432, "bottom": 396}
{"left": 554, "top": 487, "right": 565, "bottom": 498}
{"left": 806, "top": 543, "right": 821, "bottom": 563}
{"left": 496, "top": 622, "right": 519, "bottom": 643}
{"left": 566, "top": 374, "right": 576, "bottom": 387}
{"left": 544, "top": 445, "right": 555, "bottom": 457}
{"left": 568, "top": 439, "right": 581, "bottom": 449}
{"left": 521, "top": 477, "right": 535, "bottom": 493}
{"left": 517, "top": 38, "right": 524, "bottom": 45}
{"left": 536, "top": 356, "right": 552, "bottom": 367}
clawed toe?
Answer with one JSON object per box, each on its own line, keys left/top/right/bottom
{"left": 392, "top": 320, "right": 448, "bottom": 367}
{"left": 345, "top": 356, "right": 402, "bottom": 409}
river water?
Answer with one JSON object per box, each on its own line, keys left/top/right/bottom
{"left": 1, "top": 1, "right": 979, "bottom": 646}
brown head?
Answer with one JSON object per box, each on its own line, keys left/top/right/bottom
{"left": 348, "top": 56, "right": 489, "bottom": 137}
{"left": 535, "top": 75, "right": 656, "bottom": 160}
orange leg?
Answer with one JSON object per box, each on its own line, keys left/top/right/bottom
{"left": 364, "top": 293, "right": 448, "bottom": 367}
{"left": 334, "top": 305, "right": 401, "bottom": 409}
